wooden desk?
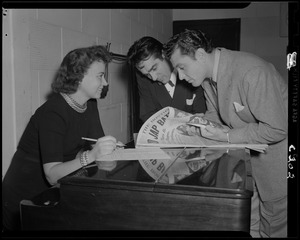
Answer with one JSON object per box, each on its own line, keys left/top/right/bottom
{"left": 20, "top": 147, "right": 253, "bottom": 235}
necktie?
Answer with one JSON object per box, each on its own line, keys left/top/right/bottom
{"left": 168, "top": 81, "right": 174, "bottom": 87}
{"left": 209, "top": 78, "right": 217, "bottom": 96}
{"left": 204, "top": 78, "right": 219, "bottom": 111}
{"left": 166, "top": 80, "right": 175, "bottom": 98}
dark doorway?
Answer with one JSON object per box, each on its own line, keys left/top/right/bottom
{"left": 173, "top": 18, "right": 241, "bottom": 51}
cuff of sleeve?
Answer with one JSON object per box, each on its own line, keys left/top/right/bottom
{"left": 227, "top": 128, "right": 248, "bottom": 144}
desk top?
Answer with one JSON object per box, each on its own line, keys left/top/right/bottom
{"left": 60, "top": 146, "right": 253, "bottom": 197}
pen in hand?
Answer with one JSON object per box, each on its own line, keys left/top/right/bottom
{"left": 81, "top": 137, "right": 126, "bottom": 147}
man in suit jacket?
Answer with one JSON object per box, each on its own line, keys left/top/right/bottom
{"left": 164, "top": 29, "right": 287, "bottom": 237}
{"left": 127, "top": 36, "right": 206, "bottom": 123}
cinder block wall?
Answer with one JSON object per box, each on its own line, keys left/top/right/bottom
{"left": 2, "top": 9, "right": 173, "bottom": 178}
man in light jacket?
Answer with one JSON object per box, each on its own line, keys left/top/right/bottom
{"left": 163, "top": 29, "right": 287, "bottom": 238}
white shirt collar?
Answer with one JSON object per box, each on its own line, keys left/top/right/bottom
{"left": 165, "top": 70, "right": 177, "bottom": 98}
{"left": 169, "top": 70, "right": 177, "bottom": 86}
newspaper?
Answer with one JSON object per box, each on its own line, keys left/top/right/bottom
{"left": 138, "top": 147, "right": 239, "bottom": 184}
{"left": 139, "top": 148, "right": 212, "bottom": 184}
{"left": 136, "top": 107, "right": 268, "bottom": 152}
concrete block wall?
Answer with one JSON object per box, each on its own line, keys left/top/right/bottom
{"left": 2, "top": 8, "right": 173, "bottom": 177}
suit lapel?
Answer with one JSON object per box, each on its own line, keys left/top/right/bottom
{"left": 217, "top": 49, "right": 232, "bottom": 125}
{"left": 154, "top": 82, "right": 173, "bottom": 107}
{"left": 172, "top": 76, "right": 188, "bottom": 106}
{"left": 153, "top": 74, "right": 193, "bottom": 108}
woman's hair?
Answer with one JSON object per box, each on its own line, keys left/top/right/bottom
{"left": 163, "top": 29, "right": 214, "bottom": 60}
{"left": 52, "top": 45, "right": 112, "bottom": 93}
{"left": 127, "top": 36, "right": 163, "bottom": 67}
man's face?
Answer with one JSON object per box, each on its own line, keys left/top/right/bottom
{"left": 137, "top": 55, "right": 172, "bottom": 85}
{"left": 170, "top": 48, "right": 207, "bottom": 87}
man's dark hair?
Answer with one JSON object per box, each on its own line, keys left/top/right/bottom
{"left": 163, "top": 29, "right": 214, "bottom": 59}
{"left": 127, "top": 36, "right": 164, "bottom": 67}
{"left": 52, "top": 45, "right": 112, "bottom": 94}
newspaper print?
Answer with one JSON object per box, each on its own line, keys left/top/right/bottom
{"left": 136, "top": 107, "right": 268, "bottom": 152}
{"left": 139, "top": 148, "right": 214, "bottom": 184}
{"left": 186, "top": 115, "right": 224, "bottom": 129}
{"left": 136, "top": 107, "right": 221, "bottom": 148}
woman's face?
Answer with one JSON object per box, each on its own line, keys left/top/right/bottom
{"left": 79, "top": 61, "right": 107, "bottom": 99}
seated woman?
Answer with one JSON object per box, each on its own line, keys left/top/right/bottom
{"left": 2, "top": 45, "right": 119, "bottom": 231}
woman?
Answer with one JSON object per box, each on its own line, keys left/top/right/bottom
{"left": 2, "top": 45, "right": 118, "bottom": 230}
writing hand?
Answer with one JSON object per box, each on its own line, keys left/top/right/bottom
{"left": 89, "top": 135, "right": 117, "bottom": 161}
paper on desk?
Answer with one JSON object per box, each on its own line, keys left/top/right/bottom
{"left": 95, "top": 147, "right": 171, "bottom": 161}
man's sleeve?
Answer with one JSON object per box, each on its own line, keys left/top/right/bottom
{"left": 136, "top": 73, "right": 161, "bottom": 123}
{"left": 229, "top": 67, "right": 287, "bottom": 144}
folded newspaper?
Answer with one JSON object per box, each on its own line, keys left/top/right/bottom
{"left": 139, "top": 148, "right": 215, "bottom": 184}
{"left": 138, "top": 147, "right": 248, "bottom": 185}
{"left": 136, "top": 107, "right": 268, "bottom": 153}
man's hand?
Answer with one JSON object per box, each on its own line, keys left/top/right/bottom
{"left": 200, "top": 125, "right": 229, "bottom": 142}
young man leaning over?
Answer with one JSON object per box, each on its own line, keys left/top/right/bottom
{"left": 127, "top": 36, "right": 207, "bottom": 123}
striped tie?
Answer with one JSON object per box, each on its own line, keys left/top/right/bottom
{"left": 204, "top": 78, "right": 219, "bottom": 111}
{"left": 210, "top": 78, "right": 217, "bottom": 95}
{"left": 168, "top": 81, "right": 174, "bottom": 87}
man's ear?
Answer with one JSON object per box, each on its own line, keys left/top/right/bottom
{"left": 195, "top": 48, "right": 205, "bottom": 61}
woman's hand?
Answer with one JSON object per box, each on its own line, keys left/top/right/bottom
{"left": 89, "top": 135, "right": 117, "bottom": 162}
